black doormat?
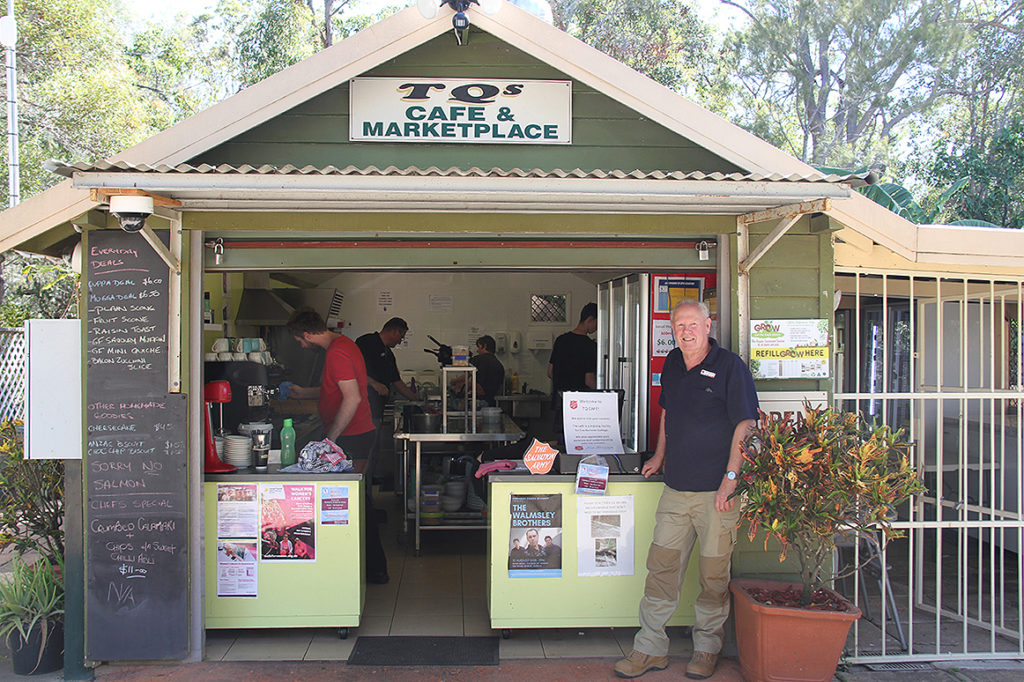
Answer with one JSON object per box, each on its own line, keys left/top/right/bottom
{"left": 347, "top": 635, "right": 499, "bottom": 666}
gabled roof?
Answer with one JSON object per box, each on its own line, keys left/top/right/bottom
{"left": 0, "top": 2, "right": 1020, "bottom": 272}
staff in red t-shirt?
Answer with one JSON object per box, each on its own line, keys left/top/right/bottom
{"left": 284, "top": 308, "right": 389, "bottom": 583}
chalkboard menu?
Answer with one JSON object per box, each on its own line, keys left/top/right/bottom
{"left": 85, "top": 230, "right": 188, "bottom": 660}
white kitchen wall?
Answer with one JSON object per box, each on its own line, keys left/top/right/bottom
{"left": 318, "top": 271, "right": 600, "bottom": 395}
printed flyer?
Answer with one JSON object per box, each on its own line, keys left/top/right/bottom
{"left": 216, "top": 483, "right": 258, "bottom": 538}
{"left": 577, "top": 496, "right": 634, "bottom": 577}
{"left": 216, "top": 541, "right": 258, "bottom": 597}
{"left": 749, "top": 318, "right": 830, "bottom": 379}
{"left": 320, "top": 485, "right": 350, "bottom": 526}
{"left": 508, "top": 493, "right": 562, "bottom": 578}
{"left": 259, "top": 483, "right": 316, "bottom": 561}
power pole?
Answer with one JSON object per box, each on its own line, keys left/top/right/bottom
{"left": 1, "top": 0, "right": 19, "bottom": 207}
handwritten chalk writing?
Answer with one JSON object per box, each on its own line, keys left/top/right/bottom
{"left": 107, "top": 582, "right": 136, "bottom": 607}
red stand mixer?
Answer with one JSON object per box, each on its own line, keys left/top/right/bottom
{"left": 204, "top": 380, "right": 236, "bottom": 473}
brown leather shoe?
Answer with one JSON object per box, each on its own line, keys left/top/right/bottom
{"left": 685, "top": 650, "right": 719, "bottom": 679}
{"left": 614, "top": 649, "right": 669, "bottom": 678}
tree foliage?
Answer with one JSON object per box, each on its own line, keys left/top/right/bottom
{"left": 0, "top": 0, "right": 175, "bottom": 204}
{"left": 550, "top": 0, "right": 711, "bottom": 92}
{"left": 923, "top": 117, "right": 1024, "bottom": 228}
{"left": 723, "top": 0, "right": 964, "bottom": 166}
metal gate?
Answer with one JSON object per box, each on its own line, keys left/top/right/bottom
{"left": 834, "top": 268, "right": 1023, "bottom": 663}
{"left": 0, "top": 327, "right": 24, "bottom": 422}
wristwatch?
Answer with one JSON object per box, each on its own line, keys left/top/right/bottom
{"left": 725, "top": 470, "right": 738, "bottom": 481}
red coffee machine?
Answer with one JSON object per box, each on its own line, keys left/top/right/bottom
{"left": 204, "top": 380, "right": 236, "bottom": 473}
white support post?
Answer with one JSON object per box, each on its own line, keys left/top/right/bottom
{"left": 736, "top": 219, "right": 750, "bottom": 361}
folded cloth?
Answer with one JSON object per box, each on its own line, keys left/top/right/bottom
{"left": 475, "top": 459, "right": 517, "bottom": 478}
{"left": 297, "top": 438, "right": 350, "bottom": 472}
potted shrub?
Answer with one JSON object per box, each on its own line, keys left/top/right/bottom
{"left": 730, "top": 404, "right": 924, "bottom": 682}
{"left": 0, "top": 555, "right": 64, "bottom": 675}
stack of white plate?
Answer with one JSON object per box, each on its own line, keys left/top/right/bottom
{"left": 223, "top": 435, "right": 253, "bottom": 467}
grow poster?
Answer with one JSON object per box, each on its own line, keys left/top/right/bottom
{"left": 259, "top": 483, "right": 316, "bottom": 562}
{"left": 577, "top": 495, "right": 634, "bottom": 577}
{"left": 508, "top": 493, "right": 562, "bottom": 578}
{"left": 749, "top": 318, "right": 830, "bottom": 379}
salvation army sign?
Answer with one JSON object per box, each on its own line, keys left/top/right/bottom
{"left": 350, "top": 77, "right": 572, "bottom": 144}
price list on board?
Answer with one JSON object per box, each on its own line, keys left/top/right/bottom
{"left": 85, "top": 230, "right": 188, "bottom": 661}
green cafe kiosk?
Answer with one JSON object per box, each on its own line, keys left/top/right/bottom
{"left": 0, "top": 1, "right": 925, "bottom": 669}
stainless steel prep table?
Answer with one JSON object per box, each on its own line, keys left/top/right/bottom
{"left": 394, "top": 414, "right": 525, "bottom": 554}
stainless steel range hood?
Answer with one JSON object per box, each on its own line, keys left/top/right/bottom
{"left": 234, "top": 273, "right": 343, "bottom": 327}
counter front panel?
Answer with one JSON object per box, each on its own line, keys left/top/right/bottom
{"left": 487, "top": 475, "right": 699, "bottom": 630}
{"left": 203, "top": 473, "right": 364, "bottom": 629}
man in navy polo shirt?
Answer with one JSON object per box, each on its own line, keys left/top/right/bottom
{"left": 615, "top": 300, "right": 758, "bottom": 680}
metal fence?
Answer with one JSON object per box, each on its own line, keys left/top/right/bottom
{"left": 0, "top": 327, "right": 24, "bottom": 422}
{"left": 834, "top": 269, "right": 1024, "bottom": 663}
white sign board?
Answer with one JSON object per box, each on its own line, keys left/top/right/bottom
{"left": 350, "top": 77, "right": 572, "bottom": 144}
{"left": 25, "top": 319, "right": 82, "bottom": 459}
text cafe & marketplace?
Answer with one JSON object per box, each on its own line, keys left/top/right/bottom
{"left": 2, "top": 1, "right": 1024, "bottom": 673}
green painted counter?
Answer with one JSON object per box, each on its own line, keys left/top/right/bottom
{"left": 203, "top": 472, "right": 364, "bottom": 630}
{"left": 487, "top": 474, "right": 700, "bottom": 630}
{"left": 486, "top": 474, "right": 797, "bottom": 631}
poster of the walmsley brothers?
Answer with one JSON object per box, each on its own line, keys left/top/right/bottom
{"left": 508, "top": 494, "right": 562, "bottom": 578}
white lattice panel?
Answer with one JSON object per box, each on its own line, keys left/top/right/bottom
{"left": 0, "top": 328, "right": 25, "bottom": 422}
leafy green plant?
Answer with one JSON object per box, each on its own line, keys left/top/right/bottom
{"left": 0, "top": 421, "right": 64, "bottom": 566}
{"left": 0, "top": 555, "right": 64, "bottom": 672}
{"left": 816, "top": 165, "right": 1000, "bottom": 227}
{"left": 735, "top": 404, "right": 925, "bottom": 606}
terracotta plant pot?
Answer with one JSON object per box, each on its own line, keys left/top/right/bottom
{"left": 730, "top": 578, "right": 860, "bottom": 682}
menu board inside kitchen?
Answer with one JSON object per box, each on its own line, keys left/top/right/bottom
{"left": 85, "top": 229, "right": 188, "bottom": 660}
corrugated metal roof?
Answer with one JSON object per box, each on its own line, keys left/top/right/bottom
{"left": 49, "top": 160, "right": 871, "bottom": 186}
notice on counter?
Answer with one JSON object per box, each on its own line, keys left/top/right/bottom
{"left": 508, "top": 494, "right": 562, "bottom": 578}
{"left": 259, "top": 483, "right": 316, "bottom": 561}
{"left": 749, "top": 319, "right": 830, "bottom": 380}
{"left": 562, "top": 391, "right": 625, "bottom": 456}
{"left": 216, "top": 541, "right": 258, "bottom": 597}
{"left": 577, "top": 496, "right": 634, "bottom": 577}
{"left": 216, "top": 484, "right": 258, "bottom": 538}
{"left": 575, "top": 460, "right": 609, "bottom": 495}
{"left": 320, "top": 485, "right": 350, "bottom": 526}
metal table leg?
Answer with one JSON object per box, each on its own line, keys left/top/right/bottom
{"left": 414, "top": 441, "right": 422, "bottom": 556}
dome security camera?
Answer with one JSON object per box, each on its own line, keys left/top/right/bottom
{"left": 109, "top": 195, "right": 154, "bottom": 233}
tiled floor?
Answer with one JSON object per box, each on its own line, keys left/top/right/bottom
{"left": 204, "top": 488, "right": 694, "bottom": 662}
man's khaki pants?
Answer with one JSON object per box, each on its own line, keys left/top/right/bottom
{"left": 633, "top": 486, "right": 740, "bottom": 656}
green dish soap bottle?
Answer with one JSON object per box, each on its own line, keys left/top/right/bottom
{"left": 280, "top": 418, "right": 296, "bottom": 467}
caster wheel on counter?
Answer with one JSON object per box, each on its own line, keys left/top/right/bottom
{"left": 338, "top": 628, "right": 349, "bottom": 639}
{"left": 501, "top": 629, "right": 511, "bottom": 639}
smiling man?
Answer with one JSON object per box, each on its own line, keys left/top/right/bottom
{"left": 615, "top": 300, "right": 758, "bottom": 679}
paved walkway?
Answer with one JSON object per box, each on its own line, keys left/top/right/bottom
{"left": 0, "top": 655, "right": 1014, "bottom": 681}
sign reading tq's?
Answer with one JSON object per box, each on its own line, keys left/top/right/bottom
{"left": 350, "top": 77, "right": 572, "bottom": 144}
